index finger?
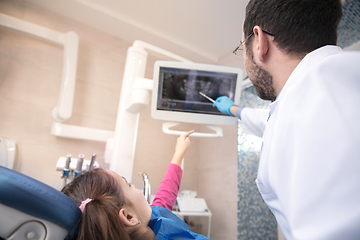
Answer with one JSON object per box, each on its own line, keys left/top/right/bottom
{"left": 183, "top": 130, "right": 195, "bottom": 139}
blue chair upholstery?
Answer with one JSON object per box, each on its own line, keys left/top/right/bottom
{"left": 0, "top": 166, "right": 81, "bottom": 240}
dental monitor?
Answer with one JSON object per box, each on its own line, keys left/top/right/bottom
{"left": 151, "top": 61, "right": 243, "bottom": 125}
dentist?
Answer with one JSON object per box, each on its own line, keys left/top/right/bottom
{"left": 213, "top": 0, "right": 360, "bottom": 239}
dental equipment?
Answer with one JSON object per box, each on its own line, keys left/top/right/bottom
{"left": 75, "top": 154, "right": 84, "bottom": 177}
{"left": 57, "top": 154, "right": 100, "bottom": 187}
{"left": 89, "top": 153, "right": 96, "bottom": 170}
{"left": 0, "top": 13, "right": 79, "bottom": 123}
{"left": 62, "top": 154, "right": 71, "bottom": 186}
{"left": 139, "top": 172, "right": 151, "bottom": 204}
{"left": 0, "top": 166, "right": 81, "bottom": 240}
{"left": 56, "top": 155, "right": 100, "bottom": 172}
{"left": 0, "top": 136, "right": 17, "bottom": 170}
{"left": 199, "top": 92, "right": 215, "bottom": 103}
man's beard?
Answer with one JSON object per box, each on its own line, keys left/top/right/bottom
{"left": 245, "top": 48, "right": 277, "bottom": 102}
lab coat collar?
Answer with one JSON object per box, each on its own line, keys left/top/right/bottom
{"left": 269, "top": 45, "right": 342, "bottom": 116}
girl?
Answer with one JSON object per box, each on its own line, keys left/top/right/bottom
{"left": 61, "top": 130, "right": 210, "bottom": 240}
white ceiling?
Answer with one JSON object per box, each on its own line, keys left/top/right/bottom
{"left": 25, "top": 0, "right": 248, "bottom": 64}
{"left": 23, "top": 0, "right": 359, "bottom": 64}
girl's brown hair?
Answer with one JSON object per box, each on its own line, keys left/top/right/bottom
{"left": 61, "top": 168, "right": 131, "bottom": 240}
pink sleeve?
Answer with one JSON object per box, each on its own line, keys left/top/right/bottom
{"left": 150, "top": 163, "right": 182, "bottom": 211}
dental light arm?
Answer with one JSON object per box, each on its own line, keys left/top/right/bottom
{"left": 0, "top": 13, "right": 79, "bottom": 123}
{"left": 109, "top": 40, "right": 192, "bottom": 182}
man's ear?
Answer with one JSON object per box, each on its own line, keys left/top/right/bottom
{"left": 253, "top": 26, "right": 270, "bottom": 62}
{"left": 119, "top": 208, "right": 140, "bottom": 227}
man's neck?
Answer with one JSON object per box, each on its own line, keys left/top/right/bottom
{"left": 269, "top": 53, "right": 303, "bottom": 97}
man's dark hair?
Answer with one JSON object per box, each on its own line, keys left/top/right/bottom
{"left": 244, "top": 0, "right": 343, "bottom": 57}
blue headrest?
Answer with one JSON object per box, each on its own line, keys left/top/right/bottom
{"left": 0, "top": 166, "right": 81, "bottom": 235}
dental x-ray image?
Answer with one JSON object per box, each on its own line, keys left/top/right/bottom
{"left": 157, "top": 67, "right": 237, "bottom": 115}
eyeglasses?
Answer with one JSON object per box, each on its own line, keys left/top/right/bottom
{"left": 233, "top": 29, "right": 274, "bottom": 59}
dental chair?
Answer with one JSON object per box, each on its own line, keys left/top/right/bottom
{"left": 0, "top": 166, "right": 152, "bottom": 240}
{"left": 0, "top": 166, "right": 81, "bottom": 240}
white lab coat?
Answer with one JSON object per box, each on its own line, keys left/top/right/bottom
{"left": 241, "top": 46, "right": 360, "bottom": 240}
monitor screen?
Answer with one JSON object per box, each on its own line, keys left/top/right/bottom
{"left": 151, "top": 61, "right": 243, "bottom": 125}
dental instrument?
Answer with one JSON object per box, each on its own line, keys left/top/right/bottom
{"left": 56, "top": 154, "right": 100, "bottom": 172}
{"left": 139, "top": 172, "right": 151, "bottom": 204}
{"left": 89, "top": 153, "right": 96, "bottom": 170}
{"left": 57, "top": 154, "right": 100, "bottom": 187}
{"left": 199, "top": 92, "right": 215, "bottom": 103}
{"left": 62, "top": 154, "right": 71, "bottom": 185}
{"left": 64, "top": 154, "right": 71, "bottom": 176}
{"left": 75, "top": 154, "right": 84, "bottom": 177}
